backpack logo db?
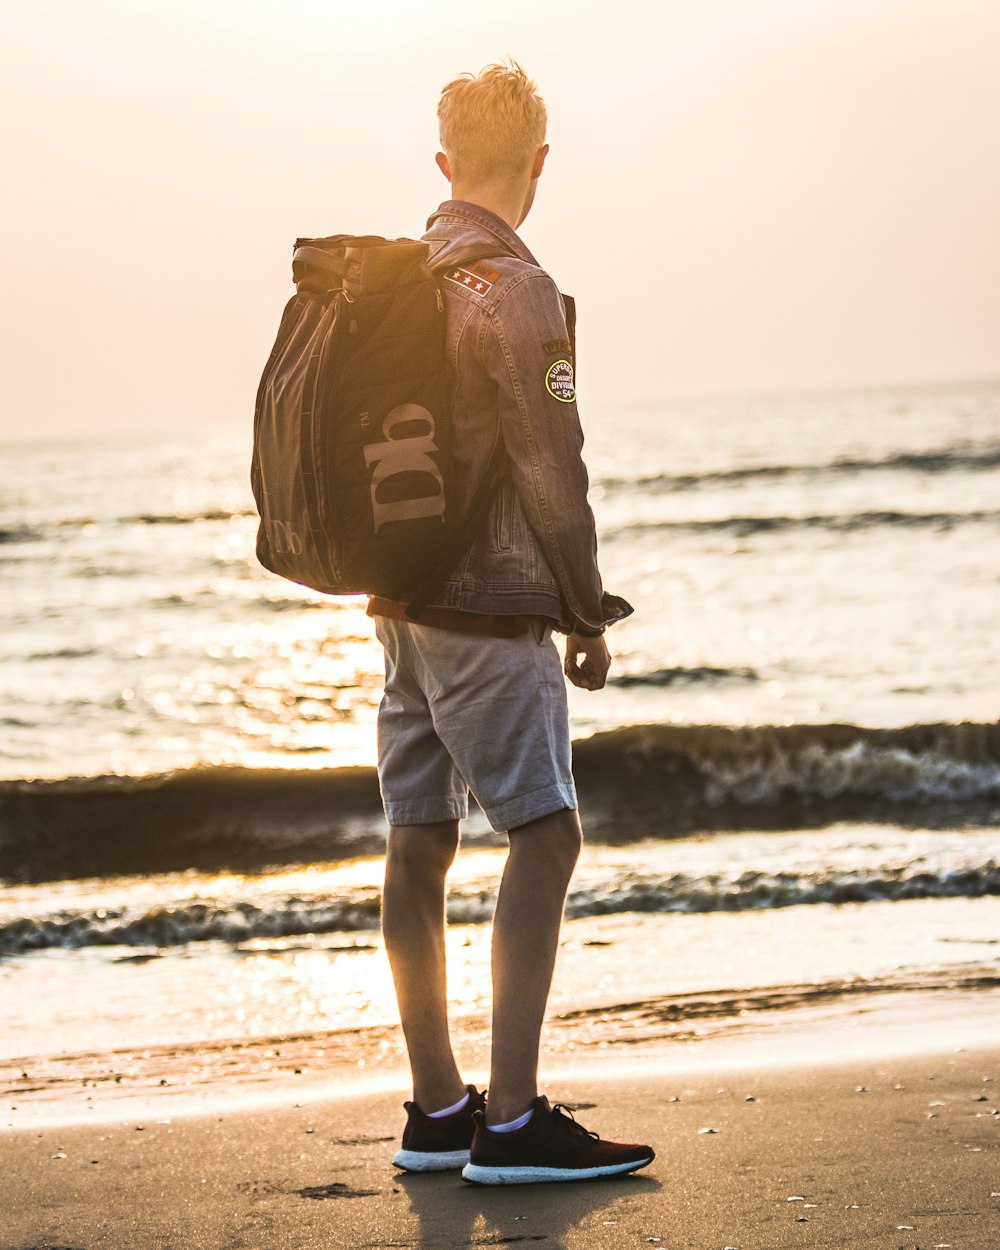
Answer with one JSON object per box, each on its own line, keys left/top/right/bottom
{"left": 364, "top": 404, "right": 445, "bottom": 533}
{"left": 251, "top": 233, "right": 509, "bottom": 617}
{"left": 266, "top": 518, "right": 304, "bottom": 555}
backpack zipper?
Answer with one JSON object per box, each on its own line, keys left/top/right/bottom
{"left": 307, "top": 292, "right": 353, "bottom": 586}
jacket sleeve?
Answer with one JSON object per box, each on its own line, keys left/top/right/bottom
{"left": 484, "top": 272, "right": 615, "bottom": 632}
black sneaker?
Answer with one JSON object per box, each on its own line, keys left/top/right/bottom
{"left": 462, "top": 1095, "right": 654, "bottom": 1185}
{"left": 393, "top": 1086, "right": 486, "bottom": 1172}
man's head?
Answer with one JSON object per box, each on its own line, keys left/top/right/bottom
{"left": 436, "top": 60, "right": 548, "bottom": 228}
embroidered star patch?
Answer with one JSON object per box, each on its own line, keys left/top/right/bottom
{"left": 444, "top": 262, "right": 499, "bottom": 295}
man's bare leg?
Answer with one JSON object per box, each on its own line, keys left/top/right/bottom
{"left": 382, "top": 820, "right": 466, "bottom": 1112}
{"left": 486, "top": 807, "right": 582, "bottom": 1126}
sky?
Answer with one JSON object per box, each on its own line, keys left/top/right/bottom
{"left": 2, "top": 0, "right": 999, "bottom": 442}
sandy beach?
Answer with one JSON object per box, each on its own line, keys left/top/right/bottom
{"left": 3, "top": 988, "right": 998, "bottom": 1250}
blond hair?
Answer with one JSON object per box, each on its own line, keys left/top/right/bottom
{"left": 437, "top": 60, "right": 547, "bottom": 181}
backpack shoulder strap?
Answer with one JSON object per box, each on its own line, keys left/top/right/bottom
{"left": 403, "top": 243, "right": 514, "bottom": 619}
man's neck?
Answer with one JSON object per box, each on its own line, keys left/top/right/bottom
{"left": 449, "top": 182, "right": 530, "bottom": 231}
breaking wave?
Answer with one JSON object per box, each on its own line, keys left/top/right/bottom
{"left": 1, "top": 721, "right": 998, "bottom": 883}
{"left": 0, "top": 525, "right": 43, "bottom": 544}
{"left": 127, "top": 510, "right": 256, "bottom": 526}
{"left": 596, "top": 442, "right": 1000, "bottom": 494}
{"left": 2, "top": 510, "right": 256, "bottom": 540}
{"left": 606, "top": 509, "right": 1000, "bottom": 540}
{"left": 4, "top": 851, "right": 999, "bottom": 954}
{"left": 608, "top": 666, "right": 758, "bottom": 689}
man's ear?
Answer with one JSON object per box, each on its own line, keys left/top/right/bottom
{"left": 531, "top": 144, "right": 549, "bottom": 179}
{"left": 435, "top": 151, "right": 452, "bottom": 182}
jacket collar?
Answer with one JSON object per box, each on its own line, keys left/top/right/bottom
{"left": 425, "top": 200, "right": 540, "bottom": 267}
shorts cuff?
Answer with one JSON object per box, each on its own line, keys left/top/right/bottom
{"left": 382, "top": 794, "right": 469, "bottom": 826}
{"left": 482, "top": 783, "right": 578, "bottom": 833}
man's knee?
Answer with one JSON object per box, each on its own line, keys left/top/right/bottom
{"left": 386, "top": 821, "right": 460, "bottom": 880}
{"left": 508, "top": 807, "right": 582, "bottom": 872}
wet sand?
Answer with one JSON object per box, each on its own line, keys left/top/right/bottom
{"left": 3, "top": 1000, "right": 998, "bottom": 1250}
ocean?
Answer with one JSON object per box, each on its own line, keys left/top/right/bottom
{"left": 2, "top": 378, "right": 999, "bottom": 1112}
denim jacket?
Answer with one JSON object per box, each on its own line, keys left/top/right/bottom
{"left": 422, "top": 201, "right": 632, "bottom": 633}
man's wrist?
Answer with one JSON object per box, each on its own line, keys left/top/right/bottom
{"left": 571, "top": 621, "right": 605, "bottom": 638}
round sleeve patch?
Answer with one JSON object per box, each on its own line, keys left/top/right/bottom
{"left": 545, "top": 359, "right": 576, "bottom": 403}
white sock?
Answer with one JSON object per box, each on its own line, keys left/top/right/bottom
{"left": 426, "top": 1091, "right": 470, "bottom": 1119}
{"left": 487, "top": 1107, "right": 534, "bottom": 1133}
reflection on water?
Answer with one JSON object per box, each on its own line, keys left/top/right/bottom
{"left": 3, "top": 846, "right": 999, "bottom": 1063}
{"left": 2, "top": 380, "right": 999, "bottom": 778}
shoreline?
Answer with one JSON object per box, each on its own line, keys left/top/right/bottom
{"left": 5, "top": 977, "right": 999, "bottom": 1130}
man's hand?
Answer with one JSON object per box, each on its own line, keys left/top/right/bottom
{"left": 564, "top": 632, "right": 611, "bottom": 691}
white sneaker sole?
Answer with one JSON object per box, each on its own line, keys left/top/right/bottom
{"left": 462, "top": 1155, "right": 653, "bottom": 1185}
{"left": 393, "top": 1147, "right": 471, "bottom": 1172}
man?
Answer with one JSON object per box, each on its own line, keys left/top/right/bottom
{"left": 371, "top": 61, "right": 654, "bottom": 1185}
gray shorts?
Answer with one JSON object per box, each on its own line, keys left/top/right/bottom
{"left": 373, "top": 615, "right": 577, "bottom": 831}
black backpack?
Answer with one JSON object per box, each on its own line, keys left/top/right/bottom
{"left": 251, "top": 234, "right": 507, "bottom": 617}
